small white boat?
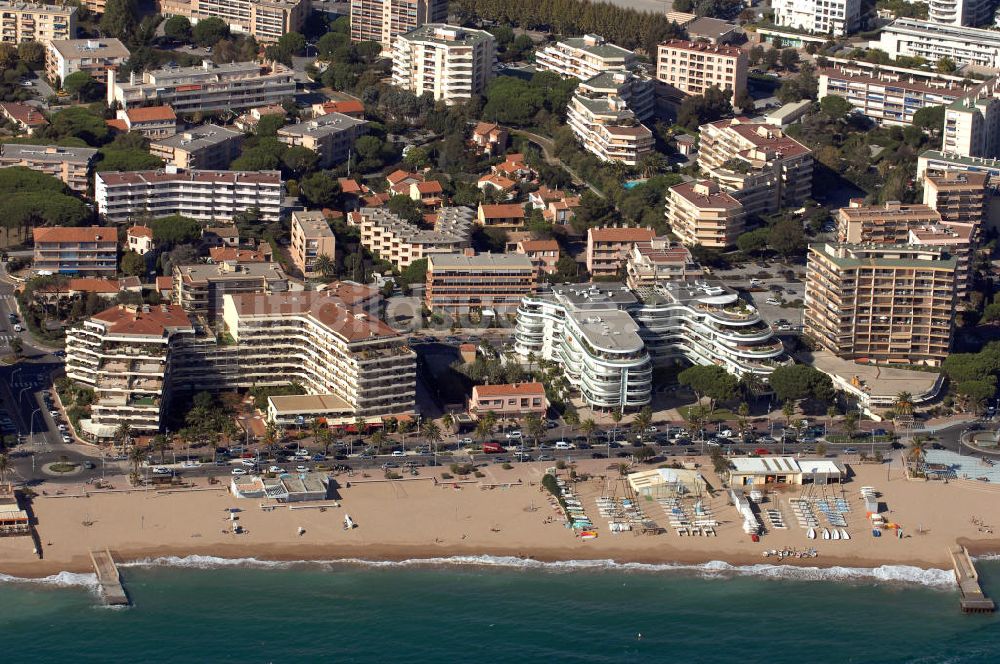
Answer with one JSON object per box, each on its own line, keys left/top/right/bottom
{"left": 807, "top": 527, "right": 816, "bottom": 540}
{"left": 822, "top": 528, "right": 831, "bottom": 540}
{"left": 840, "top": 529, "right": 851, "bottom": 540}
{"left": 832, "top": 529, "right": 841, "bottom": 540}
{"left": 344, "top": 514, "right": 355, "bottom": 530}
{"left": 749, "top": 490, "right": 764, "bottom": 503}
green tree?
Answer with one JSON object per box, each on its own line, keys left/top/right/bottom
{"left": 163, "top": 15, "right": 192, "bottom": 42}
{"left": 313, "top": 253, "right": 335, "bottom": 278}
{"left": 121, "top": 250, "right": 145, "bottom": 277}
{"left": 912, "top": 105, "right": 945, "bottom": 133}
{"left": 768, "top": 365, "right": 835, "bottom": 403}
{"left": 62, "top": 70, "right": 101, "bottom": 102}
{"left": 282, "top": 145, "right": 319, "bottom": 176}
{"left": 678, "top": 365, "right": 737, "bottom": 411}
{"left": 523, "top": 412, "right": 545, "bottom": 449}
{"left": 736, "top": 228, "right": 769, "bottom": 255}
{"left": 819, "top": 95, "right": 853, "bottom": 120}
{"left": 299, "top": 171, "right": 339, "bottom": 208}
{"left": 100, "top": 0, "right": 138, "bottom": 41}
{"left": 936, "top": 56, "right": 957, "bottom": 73}
{"left": 767, "top": 218, "right": 806, "bottom": 258}
{"left": 780, "top": 48, "right": 799, "bottom": 71}
{"left": 17, "top": 41, "right": 45, "bottom": 68}
{"left": 193, "top": 17, "right": 230, "bottom": 47}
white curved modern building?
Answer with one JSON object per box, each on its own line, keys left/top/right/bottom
{"left": 514, "top": 282, "right": 789, "bottom": 410}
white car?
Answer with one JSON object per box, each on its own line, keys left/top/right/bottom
{"left": 295, "top": 465, "right": 309, "bottom": 472}
{"left": 268, "top": 465, "right": 283, "bottom": 473}
{"left": 239, "top": 459, "right": 257, "bottom": 467}
{"left": 765, "top": 298, "right": 782, "bottom": 306}
{"left": 62, "top": 435, "right": 72, "bottom": 443}
{"left": 231, "top": 468, "right": 248, "bottom": 475}
{"left": 553, "top": 441, "right": 575, "bottom": 450}
{"left": 719, "top": 429, "right": 734, "bottom": 438}
{"left": 506, "top": 430, "right": 522, "bottom": 439}
{"left": 392, "top": 450, "right": 405, "bottom": 457}
{"left": 459, "top": 437, "right": 473, "bottom": 446}
{"left": 151, "top": 467, "right": 171, "bottom": 475}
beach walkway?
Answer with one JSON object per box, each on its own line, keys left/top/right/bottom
{"left": 90, "top": 549, "right": 129, "bottom": 606}
{"left": 949, "top": 545, "right": 995, "bottom": 613}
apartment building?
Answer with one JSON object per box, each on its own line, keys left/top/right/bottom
{"left": 149, "top": 124, "right": 244, "bottom": 170}
{"left": 697, "top": 118, "right": 813, "bottom": 216}
{"left": 817, "top": 66, "right": 966, "bottom": 126}
{"left": 586, "top": 226, "right": 656, "bottom": 277}
{"left": 95, "top": 168, "right": 283, "bottom": 223}
{"left": 665, "top": 179, "right": 745, "bottom": 249}
{"left": 0, "top": 143, "right": 96, "bottom": 193}
{"left": 115, "top": 106, "right": 178, "bottom": 139}
{"left": 65, "top": 304, "right": 195, "bottom": 439}
{"left": 534, "top": 34, "right": 635, "bottom": 80}
{"left": 923, "top": 170, "right": 988, "bottom": 224}
{"left": 180, "top": 0, "right": 309, "bottom": 43}
{"left": 624, "top": 238, "right": 702, "bottom": 289}
{"left": 578, "top": 68, "right": 655, "bottom": 123}
{"left": 909, "top": 222, "right": 975, "bottom": 298}
{"left": 214, "top": 291, "right": 416, "bottom": 419}
{"left": 33, "top": 226, "right": 117, "bottom": 275}
{"left": 276, "top": 112, "right": 368, "bottom": 168}
{"left": 804, "top": 243, "right": 957, "bottom": 366}
{"left": 566, "top": 92, "right": 653, "bottom": 166}
{"left": 173, "top": 260, "right": 289, "bottom": 323}
{"left": 45, "top": 38, "right": 129, "bottom": 83}
{"left": 514, "top": 281, "right": 788, "bottom": 410}
{"left": 354, "top": 206, "right": 473, "bottom": 269}
{"left": 771, "top": 0, "right": 861, "bottom": 37}
{"left": 469, "top": 382, "right": 547, "bottom": 420}
{"left": 0, "top": 2, "right": 76, "bottom": 46}
{"left": 655, "top": 39, "right": 747, "bottom": 105}
{"left": 425, "top": 252, "right": 536, "bottom": 315}
{"left": 879, "top": 18, "right": 1000, "bottom": 69}
{"left": 836, "top": 201, "right": 943, "bottom": 244}
{"left": 290, "top": 210, "right": 336, "bottom": 277}
{"left": 927, "top": 0, "right": 995, "bottom": 26}
{"left": 514, "top": 239, "right": 560, "bottom": 276}
{"left": 350, "top": 0, "right": 448, "bottom": 48}
{"left": 916, "top": 149, "right": 1000, "bottom": 180}
{"left": 391, "top": 24, "right": 495, "bottom": 105}
{"left": 107, "top": 60, "right": 296, "bottom": 114}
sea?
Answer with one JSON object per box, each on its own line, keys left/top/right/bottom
{"left": 2, "top": 555, "right": 999, "bottom": 663}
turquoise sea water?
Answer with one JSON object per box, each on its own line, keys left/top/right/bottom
{"left": 2, "top": 557, "right": 999, "bottom": 663}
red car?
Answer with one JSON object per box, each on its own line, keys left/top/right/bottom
{"left": 754, "top": 448, "right": 771, "bottom": 456}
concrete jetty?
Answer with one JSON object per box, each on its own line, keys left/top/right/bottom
{"left": 90, "top": 549, "right": 129, "bottom": 606}
{"left": 949, "top": 545, "right": 995, "bottom": 613}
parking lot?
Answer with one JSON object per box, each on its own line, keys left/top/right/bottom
{"left": 712, "top": 261, "right": 807, "bottom": 331}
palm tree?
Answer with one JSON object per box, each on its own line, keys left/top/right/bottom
{"left": 0, "top": 453, "right": 10, "bottom": 485}
{"left": 309, "top": 418, "right": 323, "bottom": 446}
{"left": 632, "top": 406, "right": 652, "bottom": 441}
{"left": 739, "top": 373, "right": 765, "bottom": 402}
{"left": 610, "top": 407, "right": 623, "bottom": 441}
{"left": 843, "top": 411, "right": 859, "bottom": 440}
{"left": 263, "top": 422, "right": 278, "bottom": 458}
{"left": 313, "top": 253, "right": 335, "bottom": 279}
{"left": 114, "top": 422, "right": 133, "bottom": 453}
{"left": 580, "top": 417, "right": 597, "bottom": 445}
{"left": 737, "top": 402, "right": 750, "bottom": 438}
{"left": 907, "top": 438, "right": 927, "bottom": 467}
{"left": 441, "top": 412, "right": 455, "bottom": 434}
{"left": 893, "top": 392, "right": 914, "bottom": 420}
{"left": 826, "top": 405, "right": 838, "bottom": 436}
{"left": 563, "top": 410, "right": 580, "bottom": 440}
{"left": 526, "top": 351, "right": 536, "bottom": 374}
{"left": 317, "top": 428, "right": 334, "bottom": 457}
{"left": 371, "top": 429, "right": 388, "bottom": 454}
{"left": 524, "top": 412, "right": 545, "bottom": 449}
{"left": 781, "top": 401, "right": 795, "bottom": 430}
{"left": 421, "top": 420, "right": 441, "bottom": 458}
{"left": 150, "top": 434, "right": 170, "bottom": 464}
{"left": 128, "top": 442, "right": 146, "bottom": 478}
{"left": 475, "top": 418, "right": 493, "bottom": 445}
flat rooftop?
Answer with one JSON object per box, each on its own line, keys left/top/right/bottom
{"left": 428, "top": 252, "right": 534, "bottom": 271}
{"left": 0, "top": 143, "right": 97, "bottom": 163}
{"left": 809, "top": 351, "right": 942, "bottom": 399}
{"left": 730, "top": 456, "right": 801, "bottom": 474}
{"left": 151, "top": 125, "right": 242, "bottom": 151}
{"left": 277, "top": 112, "right": 367, "bottom": 138}
{"left": 49, "top": 38, "right": 130, "bottom": 60}
{"left": 269, "top": 393, "right": 351, "bottom": 414}
{"left": 572, "top": 308, "right": 644, "bottom": 353}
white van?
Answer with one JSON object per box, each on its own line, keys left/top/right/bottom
{"left": 554, "top": 441, "right": 574, "bottom": 450}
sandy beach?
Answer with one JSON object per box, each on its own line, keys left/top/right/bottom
{"left": 2, "top": 458, "right": 999, "bottom": 578}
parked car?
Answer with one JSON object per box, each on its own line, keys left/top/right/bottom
{"left": 231, "top": 468, "right": 248, "bottom": 475}
{"left": 152, "top": 467, "right": 171, "bottom": 475}
{"left": 505, "top": 430, "right": 522, "bottom": 440}
{"left": 482, "top": 441, "right": 504, "bottom": 453}
{"left": 391, "top": 450, "right": 406, "bottom": 457}
{"left": 268, "top": 466, "right": 283, "bottom": 473}
{"left": 765, "top": 298, "right": 781, "bottom": 306}
{"left": 554, "top": 441, "right": 575, "bottom": 450}
{"left": 295, "top": 465, "right": 309, "bottom": 472}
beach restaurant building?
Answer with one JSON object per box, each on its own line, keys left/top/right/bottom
{"left": 230, "top": 472, "right": 332, "bottom": 502}
{"left": 728, "top": 457, "right": 846, "bottom": 486}
{"left": 628, "top": 467, "right": 706, "bottom": 498}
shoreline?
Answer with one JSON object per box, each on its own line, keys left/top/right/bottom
{"left": 0, "top": 541, "right": 969, "bottom": 581}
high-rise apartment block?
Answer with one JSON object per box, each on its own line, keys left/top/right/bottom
{"left": 45, "top": 38, "right": 129, "bottom": 83}
{"left": 835, "top": 201, "right": 943, "bottom": 244}
{"left": 665, "top": 179, "right": 745, "bottom": 248}
{"left": 290, "top": 210, "right": 336, "bottom": 277}
{"left": 566, "top": 91, "right": 653, "bottom": 166}
{"left": 162, "top": 0, "right": 310, "bottom": 43}
{"left": 535, "top": 34, "right": 635, "bottom": 80}
{"left": 655, "top": 39, "right": 747, "bottom": 105}
{"left": 585, "top": 226, "right": 656, "bottom": 277}
{"left": 350, "top": 0, "right": 447, "bottom": 48}
{"left": 391, "top": 24, "right": 495, "bottom": 105}
{"left": 804, "top": 243, "right": 957, "bottom": 366}
{"left": 425, "top": 252, "right": 536, "bottom": 315}
{"left": 817, "top": 65, "right": 966, "bottom": 126}
{"left": 95, "top": 168, "right": 283, "bottom": 223}
{"left": 0, "top": 2, "right": 76, "bottom": 46}
{"left": 173, "top": 260, "right": 289, "bottom": 323}
{"left": 107, "top": 60, "right": 295, "bottom": 115}
{"left": 879, "top": 18, "right": 1000, "bottom": 69}
{"left": 771, "top": 0, "right": 861, "bottom": 36}
{"left": 33, "top": 226, "right": 117, "bottom": 275}
{"left": 927, "top": 0, "right": 996, "bottom": 26}
{"left": 696, "top": 118, "right": 813, "bottom": 217}
{"left": 922, "top": 170, "right": 988, "bottom": 225}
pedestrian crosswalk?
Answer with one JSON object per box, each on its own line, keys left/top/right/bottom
{"left": 0, "top": 333, "right": 14, "bottom": 344}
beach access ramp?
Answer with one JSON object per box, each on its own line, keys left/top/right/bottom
{"left": 90, "top": 549, "right": 129, "bottom": 606}
{"left": 949, "top": 545, "right": 995, "bottom": 614}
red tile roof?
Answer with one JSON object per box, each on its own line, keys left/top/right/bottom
{"left": 91, "top": 304, "right": 193, "bottom": 336}
{"left": 125, "top": 105, "right": 177, "bottom": 124}
{"left": 414, "top": 180, "right": 443, "bottom": 194}
{"left": 209, "top": 247, "right": 267, "bottom": 262}
{"left": 317, "top": 99, "right": 365, "bottom": 116}
{"left": 0, "top": 102, "right": 48, "bottom": 127}
{"left": 34, "top": 226, "right": 117, "bottom": 244}
{"left": 128, "top": 225, "right": 153, "bottom": 239}
{"left": 156, "top": 276, "right": 173, "bottom": 291}
{"left": 386, "top": 169, "right": 422, "bottom": 186}
{"left": 479, "top": 204, "right": 525, "bottom": 219}
{"left": 67, "top": 278, "right": 121, "bottom": 294}
{"left": 518, "top": 239, "right": 559, "bottom": 252}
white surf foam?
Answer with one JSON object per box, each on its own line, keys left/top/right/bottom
{"left": 0, "top": 570, "right": 100, "bottom": 593}
{"left": 119, "top": 554, "right": 957, "bottom": 589}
